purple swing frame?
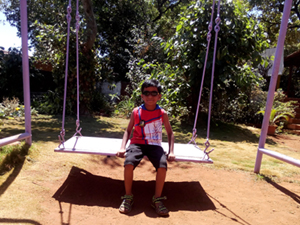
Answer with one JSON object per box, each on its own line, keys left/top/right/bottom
{"left": 0, "top": 0, "right": 299, "bottom": 173}
{"left": 0, "top": 0, "right": 32, "bottom": 147}
{"left": 254, "top": 0, "right": 300, "bottom": 173}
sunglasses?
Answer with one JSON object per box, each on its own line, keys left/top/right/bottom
{"left": 142, "top": 91, "right": 159, "bottom": 96}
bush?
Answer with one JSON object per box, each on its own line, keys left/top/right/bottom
{"left": 32, "top": 88, "right": 114, "bottom": 116}
{"left": 0, "top": 48, "right": 23, "bottom": 101}
{"left": 113, "top": 96, "right": 135, "bottom": 118}
{"left": 0, "top": 97, "right": 38, "bottom": 119}
{"left": 32, "top": 90, "right": 70, "bottom": 115}
{"left": 90, "top": 91, "right": 114, "bottom": 116}
{"left": 0, "top": 47, "right": 44, "bottom": 101}
{"left": 0, "top": 97, "right": 22, "bottom": 119}
{"left": 256, "top": 88, "right": 297, "bottom": 132}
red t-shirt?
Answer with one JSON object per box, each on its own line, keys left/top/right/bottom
{"left": 130, "top": 104, "right": 164, "bottom": 146}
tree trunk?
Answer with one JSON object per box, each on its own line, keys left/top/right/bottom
{"left": 76, "top": 0, "right": 97, "bottom": 115}
{"left": 82, "top": 0, "right": 97, "bottom": 52}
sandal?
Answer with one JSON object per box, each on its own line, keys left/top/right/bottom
{"left": 119, "top": 194, "right": 134, "bottom": 214}
{"left": 151, "top": 196, "right": 169, "bottom": 217}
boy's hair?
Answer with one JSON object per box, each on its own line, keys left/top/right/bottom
{"left": 141, "top": 79, "right": 162, "bottom": 93}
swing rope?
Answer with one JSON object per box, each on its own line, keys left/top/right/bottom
{"left": 59, "top": 0, "right": 82, "bottom": 146}
{"left": 55, "top": 0, "right": 213, "bottom": 163}
{"left": 74, "top": 0, "right": 82, "bottom": 137}
{"left": 59, "top": 0, "right": 72, "bottom": 145}
{"left": 58, "top": 0, "right": 218, "bottom": 162}
{"left": 189, "top": 0, "right": 221, "bottom": 156}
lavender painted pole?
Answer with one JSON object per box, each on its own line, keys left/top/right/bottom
{"left": 254, "top": 0, "right": 293, "bottom": 173}
{"left": 259, "top": 148, "right": 300, "bottom": 168}
{"left": 20, "top": 0, "right": 32, "bottom": 146}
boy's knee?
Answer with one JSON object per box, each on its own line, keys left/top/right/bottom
{"left": 124, "top": 164, "right": 134, "bottom": 170}
{"left": 157, "top": 167, "right": 167, "bottom": 173}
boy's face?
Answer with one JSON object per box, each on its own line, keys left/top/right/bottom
{"left": 141, "top": 86, "right": 161, "bottom": 109}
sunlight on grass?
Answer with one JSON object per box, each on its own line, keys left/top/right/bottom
{"left": 0, "top": 115, "right": 299, "bottom": 182}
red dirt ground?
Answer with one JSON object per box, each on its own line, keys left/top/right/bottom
{"left": 0, "top": 134, "right": 299, "bottom": 225}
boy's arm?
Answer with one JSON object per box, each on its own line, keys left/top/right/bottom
{"left": 163, "top": 111, "right": 175, "bottom": 161}
{"left": 116, "top": 110, "right": 135, "bottom": 158}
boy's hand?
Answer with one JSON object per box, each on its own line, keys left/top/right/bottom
{"left": 167, "top": 152, "right": 175, "bottom": 161}
{"left": 116, "top": 149, "right": 126, "bottom": 158}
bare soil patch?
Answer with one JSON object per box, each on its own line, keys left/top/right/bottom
{"left": 0, "top": 134, "right": 299, "bottom": 225}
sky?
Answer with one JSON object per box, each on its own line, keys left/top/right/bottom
{"left": 0, "top": 11, "right": 22, "bottom": 51}
{"left": 0, "top": 11, "right": 33, "bottom": 55}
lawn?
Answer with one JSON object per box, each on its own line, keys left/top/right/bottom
{"left": 1, "top": 114, "right": 299, "bottom": 181}
{"left": 0, "top": 115, "right": 300, "bottom": 224}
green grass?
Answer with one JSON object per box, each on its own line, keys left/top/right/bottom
{"left": 0, "top": 114, "right": 299, "bottom": 181}
{"left": 0, "top": 143, "right": 30, "bottom": 174}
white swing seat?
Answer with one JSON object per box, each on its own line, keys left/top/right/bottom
{"left": 54, "top": 136, "right": 213, "bottom": 163}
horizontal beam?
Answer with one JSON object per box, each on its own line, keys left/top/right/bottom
{"left": 0, "top": 133, "right": 32, "bottom": 148}
{"left": 258, "top": 148, "right": 300, "bottom": 168}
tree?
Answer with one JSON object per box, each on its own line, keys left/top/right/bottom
{"left": 249, "top": 0, "right": 300, "bottom": 99}
{"left": 3, "top": 0, "right": 98, "bottom": 114}
{"left": 92, "top": 0, "right": 157, "bottom": 82}
{"left": 3, "top": 0, "right": 163, "bottom": 114}
{"left": 158, "top": 0, "right": 269, "bottom": 123}
{"left": 0, "top": 47, "right": 45, "bottom": 102}
{"left": 0, "top": 47, "right": 23, "bottom": 101}
{"left": 3, "top": 0, "right": 272, "bottom": 124}
{"left": 249, "top": 0, "right": 300, "bottom": 53}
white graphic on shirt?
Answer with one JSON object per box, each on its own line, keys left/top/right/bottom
{"left": 144, "top": 119, "right": 162, "bottom": 145}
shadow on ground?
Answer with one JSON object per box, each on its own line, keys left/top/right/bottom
{"left": 53, "top": 166, "right": 216, "bottom": 217}
{"left": 0, "top": 218, "right": 41, "bottom": 225}
{"left": 0, "top": 144, "right": 30, "bottom": 197}
{"left": 261, "top": 175, "right": 300, "bottom": 204}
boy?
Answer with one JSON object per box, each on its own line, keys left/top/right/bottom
{"left": 116, "top": 79, "right": 175, "bottom": 216}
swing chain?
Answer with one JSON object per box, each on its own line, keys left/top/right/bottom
{"left": 214, "top": 14, "right": 221, "bottom": 32}
{"left": 188, "top": 128, "right": 198, "bottom": 145}
{"left": 66, "top": 4, "right": 72, "bottom": 23}
{"left": 58, "top": 129, "right": 66, "bottom": 146}
{"left": 73, "top": 119, "right": 82, "bottom": 137}
{"left": 204, "top": 139, "right": 214, "bottom": 156}
{"left": 207, "top": 22, "right": 213, "bottom": 42}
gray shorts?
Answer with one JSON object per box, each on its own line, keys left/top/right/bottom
{"left": 124, "top": 144, "right": 167, "bottom": 170}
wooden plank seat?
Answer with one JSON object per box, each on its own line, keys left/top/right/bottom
{"left": 54, "top": 136, "right": 213, "bottom": 163}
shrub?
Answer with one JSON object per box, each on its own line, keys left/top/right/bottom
{"left": 256, "top": 88, "right": 297, "bottom": 132}
{"left": 0, "top": 97, "right": 38, "bottom": 120}
{"left": 90, "top": 91, "right": 114, "bottom": 116}
{"left": 114, "top": 96, "right": 135, "bottom": 118}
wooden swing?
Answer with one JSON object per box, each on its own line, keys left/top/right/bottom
{"left": 55, "top": 0, "right": 222, "bottom": 164}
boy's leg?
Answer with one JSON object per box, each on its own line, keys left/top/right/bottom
{"left": 144, "top": 145, "right": 169, "bottom": 216}
{"left": 123, "top": 144, "right": 144, "bottom": 195}
{"left": 155, "top": 167, "right": 166, "bottom": 198}
{"left": 119, "top": 144, "right": 144, "bottom": 214}
{"left": 119, "top": 164, "right": 134, "bottom": 214}
{"left": 124, "top": 164, "right": 134, "bottom": 195}
{"left": 153, "top": 167, "right": 169, "bottom": 216}
{"left": 144, "top": 145, "right": 167, "bottom": 197}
